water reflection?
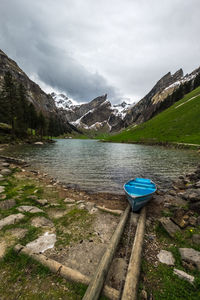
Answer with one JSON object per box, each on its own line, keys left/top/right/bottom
{"left": 2, "top": 139, "right": 199, "bottom": 194}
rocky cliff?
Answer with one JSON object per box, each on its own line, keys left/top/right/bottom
{"left": 0, "top": 49, "right": 78, "bottom": 134}
{"left": 123, "top": 67, "right": 200, "bottom": 128}
{"left": 52, "top": 93, "right": 131, "bottom": 132}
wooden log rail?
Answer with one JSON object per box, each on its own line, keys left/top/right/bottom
{"left": 121, "top": 207, "right": 146, "bottom": 300}
{"left": 14, "top": 244, "right": 119, "bottom": 300}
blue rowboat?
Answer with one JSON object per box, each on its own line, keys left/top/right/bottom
{"left": 124, "top": 178, "right": 156, "bottom": 211}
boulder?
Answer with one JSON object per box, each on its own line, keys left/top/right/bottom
{"left": 157, "top": 250, "right": 175, "bottom": 265}
{"left": 159, "top": 217, "right": 181, "bottom": 237}
{"left": 173, "top": 269, "right": 194, "bottom": 284}
{"left": 179, "top": 248, "right": 200, "bottom": 270}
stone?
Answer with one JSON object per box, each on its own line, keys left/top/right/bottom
{"left": 173, "top": 269, "right": 194, "bottom": 284}
{"left": 34, "top": 142, "right": 44, "bottom": 145}
{"left": 26, "top": 232, "right": 56, "bottom": 253}
{"left": 188, "top": 216, "right": 197, "bottom": 226}
{"left": 0, "top": 174, "right": 3, "bottom": 178}
{"left": 179, "top": 248, "right": 200, "bottom": 270}
{"left": 7, "top": 228, "right": 28, "bottom": 239}
{"left": 66, "top": 203, "right": 75, "bottom": 208}
{"left": 78, "top": 203, "right": 86, "bottom": 210}
{"left": 196, "top": 216, "right": 200, "bottom": 225}
{"left": 77, "top": 200, "right": 84, "bottom": 204}
{"left": 1, "top": 162, "right": 9, "bottom": 167}
{"left": 188, "top": 192, "right": 200, "bottom": 202}
{"left": 192, "top": 234, "right": 200, "bottom": 245}
{"left": 85, "top": 202, "right": 95, "bottom": 211}
{"left": 0, "top": 186, "right": 5, "bottom": 193}
{"left": 140, "top": 290, "right": 148, "bottom": 300}
{"left": 159, "top": 217, "right": 181, "bottom": 237}
{"left": 64, "top": 198, "right": 76, "bottom": 204}
{"left": 171, "top": 209, "right": 189, "bottom": 228}
{"left": 189, "top": 201, "right": 200, "bottom": 213}
{"left": 0, "top": 168, "right": 11, "bottom": 176}
{"left": 0, "top": 199, "right": 16, "bottom": 210}
{"left": 35, "top": 199, "right": 48, "bottom": 206}
{"left": 31, "top": 216, "right": 54, "bottom": 228}
{"left": 89, "top": 207, "right": 98, "bottom": 214}
{"left": 169, "top": 190, "right": 177, "bottom": 196}
{"left": 0, "top": 213, "right": 25, "bottom": 229}
{"left": 17, "top": 206, "right": 44, "bottom": 213}
{"left": 195, "top": 181, "right": 200, "bottom": 188}
{"left": 0, "top": 194, "right": 6, "bottom": 200}
{"left": 157, "top": 250, "right": 175, "bottom": 265}
{"left": 173, "top": 179, "right": 185, "bottom": 190}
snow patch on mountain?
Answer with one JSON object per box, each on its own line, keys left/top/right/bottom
{"left": 51, "top": 92, "right": 79, "bottom": 109}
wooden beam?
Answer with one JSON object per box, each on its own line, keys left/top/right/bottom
{"left": 121, "top": 207, "right": 146, "bottom": 300}
{"left": 14, "top": 244, "right": 119, "bottom": 300}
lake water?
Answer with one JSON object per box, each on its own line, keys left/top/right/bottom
{"left": 2, "top": 139, "right": 199, "bottom": 194}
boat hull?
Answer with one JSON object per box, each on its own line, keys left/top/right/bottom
{"left": 124, "top": 178, "right": 156, "bottom": 212}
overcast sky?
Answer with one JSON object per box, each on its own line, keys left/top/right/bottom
{"left": 0, "top": 0, "right": 200, "bottom": 103}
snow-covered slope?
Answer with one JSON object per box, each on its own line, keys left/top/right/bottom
{"left": 51, "top": 92, "right": 78, "bottom": 110}
{"left": 52, "top": 92, "right": 132, "bottom": 132}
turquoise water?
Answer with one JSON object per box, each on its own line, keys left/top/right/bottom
{"left": 2, "top": 139, "right": 199, "bottom": 194}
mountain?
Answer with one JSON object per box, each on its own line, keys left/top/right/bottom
{"left": 105, "top": 85, "right": 200, "bottom": 145}
{"left": 123, "top": 67, "right": 200, "bottom": 128}
{"left": 0, "top": 49, "right": 78, "bottom": 135}
{"left": 52, "top": 66, "right": 200, "bottom": 134}
{"left": 52, "top": 92, "right": 131, "bottom": 132}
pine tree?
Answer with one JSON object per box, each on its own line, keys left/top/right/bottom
{"left": 16, "top": 83, "right": 29, "bottom": 134}
{"left": 1, "top": 71, "right": 18, "bottom": 135}
{"left": 28, "top": 103, "right": 38, "bottom": 135}
{"left": 37, "top": 111, "right": 46, "bottom": 139}
{"left": 48, "top": 116, "right": 55, "bottom": 139}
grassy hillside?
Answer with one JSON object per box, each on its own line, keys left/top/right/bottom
{"left": 105, "top": 86, "right": 200, "bottom": 145}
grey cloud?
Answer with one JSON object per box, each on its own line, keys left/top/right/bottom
{"left": 0, "top": 0, "right": 200, "bottom": 103}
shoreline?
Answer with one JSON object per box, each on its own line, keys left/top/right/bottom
{"left": 1, "top": 155, "right": 200, "bottom": 298}
{"left": 101, "top": 139, "right": 200, "bottom": 150}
